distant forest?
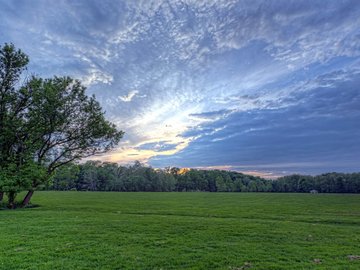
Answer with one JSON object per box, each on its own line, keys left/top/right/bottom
{"left": 49, "top": 161, "right": 360, "bottom": 193}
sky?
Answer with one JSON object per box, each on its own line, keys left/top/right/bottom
{"left": 1, "top": 0, "right": 359, "bottom": 178}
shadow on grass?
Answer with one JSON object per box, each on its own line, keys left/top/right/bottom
{"left": 0, "top": 203, "right": 40, "bottom": 210}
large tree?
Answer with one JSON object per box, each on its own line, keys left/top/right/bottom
{"left": 0, "top": 43, "right": 30, "bottom": 207}
{"left": 0, "top": 44, "right": 124, "bottom": 208}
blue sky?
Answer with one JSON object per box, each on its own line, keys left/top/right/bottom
{"left": 1, "top": 0, "right": 359, "bottom": 177}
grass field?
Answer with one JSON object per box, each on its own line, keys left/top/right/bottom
{"left": 0, "top": 192, "right": 359, "bottom": 269}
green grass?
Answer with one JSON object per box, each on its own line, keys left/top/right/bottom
{"left": 0, "top": 192, "right": 360, "bottom": 269}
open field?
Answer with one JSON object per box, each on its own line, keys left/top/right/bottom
{"left": 0, "top": 192, "right": 360, "bottom": 269}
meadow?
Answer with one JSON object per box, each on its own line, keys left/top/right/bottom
{"left": 0, "top": 192, "right": 359, "bottom": 269}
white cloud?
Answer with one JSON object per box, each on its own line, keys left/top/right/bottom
{"left": 81, "top": 69, "right": 114, "bottom": 86}
{"left": 118, "top": 90, "right": 139, "bottom": 102}
{"left": 2, "top": 0, "right": 359, "bottom": 168}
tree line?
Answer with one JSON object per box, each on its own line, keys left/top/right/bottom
{"left": 50, "top": 161, "right": 360, "bottom": 193}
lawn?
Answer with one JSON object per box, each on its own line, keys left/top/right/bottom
{"left": 0, "top": 192, "right": 359, "bottom": 269}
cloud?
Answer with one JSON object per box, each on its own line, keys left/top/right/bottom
{"left": 1, "top": 0, "right": 359, "bottom": 174}
{"left": 118, "top": 90, "right": 139, "bottom": 102}
{"left": 81, "top": 69, "right": 114, "bottom": 86}
{"left": 136, "top": 141, "right": 178, "bottom": 151}
{"left": 151, "top": 72, "right": 360, "bottom": 175}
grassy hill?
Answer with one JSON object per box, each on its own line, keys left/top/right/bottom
{"left": 0, "top": 192, "right": 359, "bottom": 269}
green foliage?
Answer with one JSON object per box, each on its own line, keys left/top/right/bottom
{"left": 50, "top": 161, "right": 360, "bottom": 193}
{"left": 215, "top": 175, "right": 227, "bottom": 192}
{"left": 52, "top": 161, "right": 177, "bottom": 192}
{"left": 0, "top": 43, "right": 123, "bottom": 207}
{"left": 0, "top": 44, "right": 31, "bottom": 175}
{"left": 51, "top": 163, "right": 80, "bottom": 191}
{"left": 25, "top": 77, "right": 123, "bottom": 173}
{"left": 0, "top": 161, "right": 47, "bottom": 192}
{"left": 0, "top": 192, "right": 360, "bottom": 269}
{"left": 0, "top": 161, "right": 47, "bottom": 207}
{"left": 276, "top": 173, "right": 360, "bottom": 193}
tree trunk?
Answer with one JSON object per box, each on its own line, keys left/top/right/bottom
{"left": 0, "top": 192, "right": 3, "bottom": 202}
{"left": 21, "top": 190, "right": 34, "bottom": 208}
{"left": 7, "top": 192, "right": 16, "bottom": 209}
